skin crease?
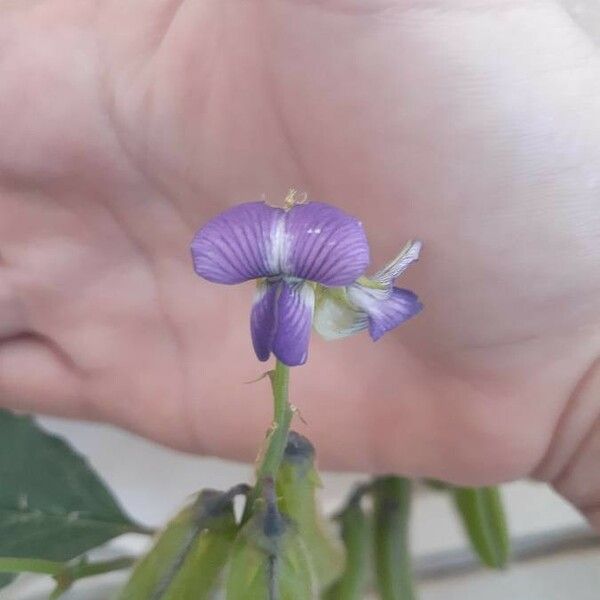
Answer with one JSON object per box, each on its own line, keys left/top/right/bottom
{"left": 0, "top": 0, "right": 600, "bottom": 524}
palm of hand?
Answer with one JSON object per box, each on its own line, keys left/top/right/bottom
{"left": 1, "top": 1, "right": 599, "bottom": 491}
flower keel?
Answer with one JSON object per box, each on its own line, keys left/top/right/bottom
{"left": 251, "top": 280, "right": 279, "bottom": 361}
{"left": 273, "top": 281, "right": 315, "bottom": 367}
{"left": 250, "top": 279, "right": 315, "bottom": 366}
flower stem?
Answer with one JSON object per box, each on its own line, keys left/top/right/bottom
{"left": 244, "top": 360, "right": 293, "bottom": 521}
{"left": 50, "top": 556, "right": 136, "bottom": 599}
{"left": 0, "top": 557, "right": 64, "bottom": 575}
{"left": 373, "top": 476, "right": 415, "bottom": 600}
{"left": 323, "top": 494, "right": 372, "bottom": 600}
{"left": 0, "top": 555, "right": 135, "bottom": 588}
{"left": 57, "top": 556, "right": 136, "bottom": 582}
{"left": 258, "top": 360, "right": 292, "bottom": 481}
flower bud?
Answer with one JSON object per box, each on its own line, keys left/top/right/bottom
{"left": 118, "top": 488, "right": 238, "bottom": 600}
{"left": 276, "top": 432, "right": 343, "bottom": 589}
{"left": 226, "top": 478, "right": 317, "bottom": 599}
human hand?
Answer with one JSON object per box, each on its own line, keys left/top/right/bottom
{"left": 1, "top": 0, "right": 599, "bottom": 525}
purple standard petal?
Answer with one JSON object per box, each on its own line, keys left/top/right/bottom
{"left": 191, "top": 202, "right": 284, "bottom": 284}
{"left": 250, "top": 280, "right": 279, "bottom": 361}
{"left": 284, "top": 202, "right": 370, "bottom": 286}
{"left": 366, "top": 288, "right": 423, "bottom": 341}
{"left": 272, "top": 280, "right": 315, "bottom": 366}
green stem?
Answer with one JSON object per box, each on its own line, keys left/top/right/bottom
{"left": 373, "top": 476, "right": 415, "bottom": 600}
{"left": 63, "top": 556, "right": 136, "bottom": 581}
{"left": 0, "top": 557, "right": 64, "bottom": 575}
{"left": 323, "top": 498, "right": 371, "bottom": 600}
{"left": 257, "top": 360, "right": 292, "bottom": 482}
{"left": 244, "top": 360, "right": 292, "bottom": 520}
{"left": 0, "top": 555, "right": 135, "bottom": 578}
{"left": 50, "top": 556, "right": 137, "bottom": 599}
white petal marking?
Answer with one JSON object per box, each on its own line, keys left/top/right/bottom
{"left": 268, "top": 215, "right": 288, "bottom": 273}
{"left": 373, "top": 240, "right": 422, "bottom": 285}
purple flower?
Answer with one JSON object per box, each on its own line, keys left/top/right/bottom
{"left": 191, "top": 200, "right": 370, "bottom": 365}
{"left": 191, "top": 198, "right": 422, "bottom": 366}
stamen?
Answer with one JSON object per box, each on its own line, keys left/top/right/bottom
{"left": 283, "top": 188, "right": 308, "bottom": 210}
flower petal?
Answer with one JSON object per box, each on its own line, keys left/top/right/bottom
{"left": 313, "top": 288, "right": 368, "bottom": 341}
{"left": 191, "top": 202, "right": 284, "bottom": 284}
{"left": 284, "top": 202, "right": 370, "bottom": 286}
{"left": 272, "top": 280, "right": 315, "bottom": 366}
{"left": 347, "top": 286, "right": 422, "bottom": 341}
{"left": 250, "top": 280, "right": 279, "bottom": 361}
{"left": 373, "top": 240, "right": 422, "bottom": 285}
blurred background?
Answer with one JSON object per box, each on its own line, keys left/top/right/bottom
{"left": 2, "top": 417, "right": 599, "bottom": 599}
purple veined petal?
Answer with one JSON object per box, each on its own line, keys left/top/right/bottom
{"left": 272, "top": 280, "right": 315, "bottom": 366}
{"left": 365, "top": 287, "right": 423, "bottom": 341}
{"left": 250, "top": 279, "right": 279, "bottom": 362}
{"left": 191, "top": 202, "right": 285, "bottom": 284}
{"left": 373, "top": 240, "right": 422, "bottom": 286}
{"left": 283, "top": 202, "right": 370, "bottom": 286}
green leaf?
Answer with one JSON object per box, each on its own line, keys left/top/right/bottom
{"left": 0, "top": 410, "right": 146, "bottom": 576}
{"left": 118, "top": 490, "right": 237, "bottom": 600}
{"left": 0, "top": 555, "right": 135, "bottom": 598}
{"left": 452, "top": 486, "right": 510, "bottom": 569}
{"left": 323, "top": 497, "right": 372, "bottom": 600}
{"left": 276, "top": 433, "right": 343, "bottom": 590}
{"left": 372, "top": 476, "right": 415, "bottom": 600}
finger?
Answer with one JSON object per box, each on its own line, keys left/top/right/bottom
{"left": 0, "top": 287, "right": 25, "bottom": 338}
{"left": 0, "top": 266, "right": 27, "bottom": 338}
{"left": 540, "top": 357, "right": 600, "bottom": 532}
{"left": 0, "top": 333, "right": 84, "bottom": 417}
